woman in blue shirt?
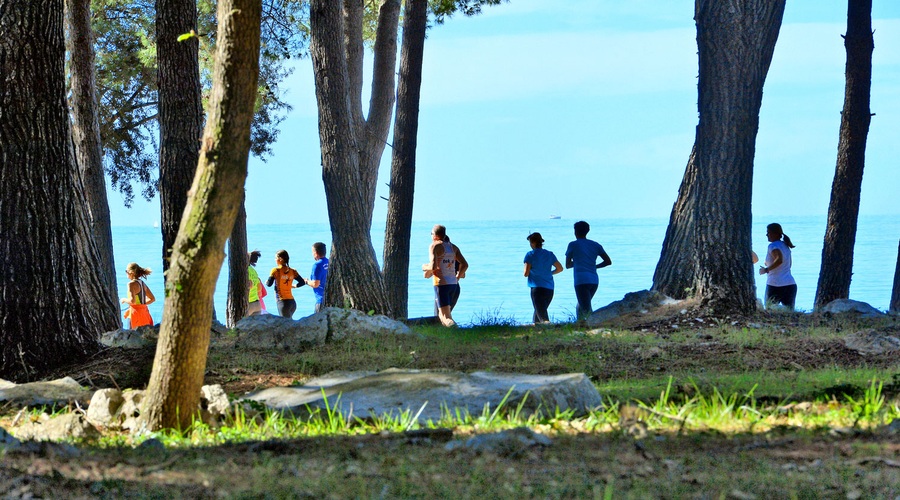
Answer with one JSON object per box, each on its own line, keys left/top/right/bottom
{"left": 524, "top": 232, "right": 563, "bottom": 323}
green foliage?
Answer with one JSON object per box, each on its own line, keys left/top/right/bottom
{"left": 90, "top": 0, "right": 307, "bottom": 206}
{"left": 845, "top": 379, "right": 885, "bottom": 424}
{"left": 91, "top": 0, "right": 158, "bottom": 207}
{"left": 429, "top": 0, "right": 507, "bottom": 24}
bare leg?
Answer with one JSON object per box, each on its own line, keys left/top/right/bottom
{"left": 438, "top": 305, "right": 457, "bottom": 327}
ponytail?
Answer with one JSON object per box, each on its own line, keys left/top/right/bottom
{"left": 126, "top": 262, "right": 152, "bottom": 279}
{"left": 767, "top": 223, "right": 795, "bottom": 248}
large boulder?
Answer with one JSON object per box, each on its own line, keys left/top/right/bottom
{"left": 588, "top": 290, "right": 680, "bottom": 325}
{"left": 317, "top": 307, "right": 412, "bottom": 341}
{"left": 11, "top": 412, "right": 100, "bottom": 442}
{"left": 99, "top": 324, "right": 159, "bottom": 348}
{"left": 85, "top": 388, "right": 126, "bottom": 427}
{"left": 242, "top": 368, "right": 603, "bottom": 423}
{"left": 101, "top": 322, "right": 227, "bottom": 348}
{"left": 0, "top": 377, "right": 92, "bottom": 407}
{"left": 233, "top": 314, "right": 326, "bottom": 350}
{"left": 234, "top": 307, "right": 411, "bottom": 351}
{"left": 843, "top": 329, "right": 900, "bottom": 356}
{"left": 821, "top": 299, "right": 885, "bottom": 318}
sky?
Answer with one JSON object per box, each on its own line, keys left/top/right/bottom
{"left": 108, "top": 0, "right": 900, "bottom": 227}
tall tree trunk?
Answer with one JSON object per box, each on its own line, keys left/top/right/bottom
{"left": 358, "top": 0, "right": 399, "bottom": 223}
{"left": 141, "top": 0, "right": 261, "bottom": 431}
{"left": 310, "top": 0, "right": 399, "bottom": 315}
{"left": 157, "top": 0, "right": 204, "bottom": 274}
{"left": 0, "top": 0, "right": 117, "bottom": 381}
{"left": 383, "top": 0, "right": 427, "bottom": 319}
{"left": 814, "top": 0, "right": 874, "bottom": 309}
{"left": 652, "top": 145, "right": 698, "bottom": 299}
{"left": 891, "top": 239, "right": 900, "bottom": 313}
{"left": 227, "top": 199, "right": 249, "bottom": 326}
{"left": 653, "top": 0, "right": 785, "bottom": 314}
{"left": 66, "top": 0, "right": 119, "bottom": 321}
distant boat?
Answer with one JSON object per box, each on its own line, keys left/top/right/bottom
{"left": 153, "top": 221, "right": 159, "bottom": 228}
{"left": 549, "top": 214, "right": 561, "bottom": 220}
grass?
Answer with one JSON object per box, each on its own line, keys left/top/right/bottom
{"left": 599, "top": 367, "right": 898, "bottom": 403}
{"left": 79, "top": 375, "right": 894, "bottom": 451}
{"left": 2, "top": 312, "right": 899, "bottom": 497}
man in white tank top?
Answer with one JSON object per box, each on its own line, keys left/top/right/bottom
{"left": 427, "top": 224, "right": 468, "bottom": 327}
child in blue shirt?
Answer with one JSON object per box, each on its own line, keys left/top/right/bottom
{"left": 309, "top": 242, "right": 329, "bottom": 313}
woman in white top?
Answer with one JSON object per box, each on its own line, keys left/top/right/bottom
{"left": 758, "top": 223, "right": 797, "bottom": 310}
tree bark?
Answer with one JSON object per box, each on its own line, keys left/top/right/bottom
{"left": 383, "top": 0, "right": 428, "bottom": 319}
{"left": 66, "top": 0, "right": 119, "bottom": 320}
{"left": 653, "top": 0, "right": 785, "bottom": 315}
{"left": 891, "top": 239, "right": 900, "bottom": 313}
{"left": 0, "top": 0, "right": 117, "bottom": 381}
{"left": 652, "top": 145, "right": 698, "bottom": 299}
{"left": 310, "top": 0, "right": 398, "bottom": 315}
{"left": 359, "top": 0, "right": 399, "bottom": 222}
{"left": 141, "top": 0, "right": 261, "bottom": 431}
{"left": 157, "top": 0, "right": 204, "bottom": 274}
{"left": 227, "top": 199, "right": 249, "bottom": 327}
{"left": 814, "top": 0, "right": 874, "bottom": 309}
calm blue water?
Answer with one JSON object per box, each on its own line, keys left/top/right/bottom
{"left": 112, "top": 216, "right": 899, "bottom": 325}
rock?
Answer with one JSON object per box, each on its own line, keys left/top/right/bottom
{"left": 210, "top": 320, "right": 229, "bottom": 336}
{"left": 243, "top": 368, "right": 603, "bottom": 423}
{"left": 101, "top": 322, "right": 225, "bottom": 348}
{"left": 877, "top": 418, "right": 900, "bottom": 436}
{"left": 588, "top": 290, "right": 680, "bottom": 325}
{"left": 119, "top": 390, "right": 145, "bottom": 431}
{"left": 137, "top": 438, "right": 166, "bottom": 452}
{"left": 86, "top": 388, "right": 126, "bottom": 427}
{"left": 317, "top": 307, "right": 412, "bottom": 341}
{"left": 12, "top": 412, "right": 100, "bottom": 442}
{"left": 820, "top": 299, "right": 884, "bottom": 318}
{"left": 233, "top": 314, "right": 326, "bottom": 351}
{"left": 0, "top": 377, "right": 92, "bottom": 407}
{"left": 635, "top": 346, "right": 663, "bottom": 360}
{"left": 0, "top": 426, "right": 21, "bottom": 450}
{"left": 99, "top": 325, "right": 159, "bottom": 348}
{"left": 843, "top": 330, "right": 900, "bottom": 356}
{"left": 82, "top": 386, "right": 232, "bottom": 432}
{"left": 200, "top": 384, "right": 231, "bottom": 425}
{"left": 234, "top": 307, "right": 411, "bottom": 351}
{"left": 445, "top": 427, "right": 551, "bottom": 456}
{"left": 728, "top": 490, "right": 757, "bottom": 500}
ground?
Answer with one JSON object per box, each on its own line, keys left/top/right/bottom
{"left": 2, "top": 305, "right": 899, "bottom": 498}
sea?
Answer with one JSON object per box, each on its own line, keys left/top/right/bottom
{"left": 112, "top": 215, "right": 899, "bottom": 326}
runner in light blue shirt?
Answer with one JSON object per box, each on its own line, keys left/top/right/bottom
{"left": 565, "top": 221, "right": 612, "bottom": 321}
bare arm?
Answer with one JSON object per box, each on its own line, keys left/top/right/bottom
{"left": 523, "top": 263, "right": 532, "bottom": 277}
{"left": 142, "top": 284, "right": 156, "bottom": 306}
{"left": 759, "top": 248, "right": 783, "bottom": 275}
{"left": 596, "top": 250, "right": 612, "bottom": 269}
{"left": 430, "top": 242, "right": 444, "bottom": 278}
{"left": 454, "top": 245, "right": 468, "bottom": 279}
{"left": 552, "top": 260, "right": 563, "bottom": 275}
{"left": 565, "top": 256, "right": 574, "bottom": 269}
